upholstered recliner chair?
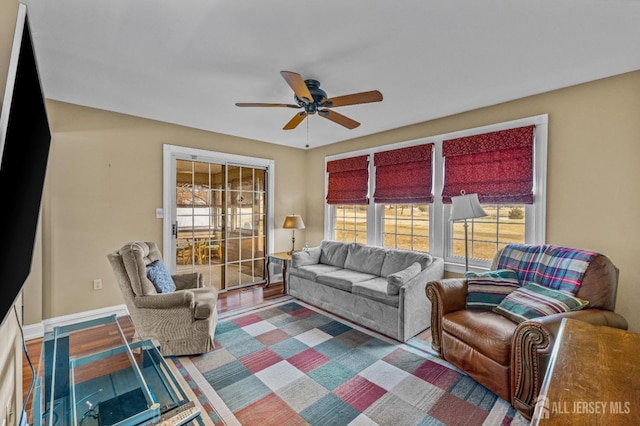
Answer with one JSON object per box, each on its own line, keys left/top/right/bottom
{"left": 426, "top": 244, "right": 628, "bottom": 419}
{"left": 108, "top": 241, "right": 218, "bottom": 356}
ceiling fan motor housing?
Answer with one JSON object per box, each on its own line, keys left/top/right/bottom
{"left": 294, "top": 79, "right": 329, "bottom": 114}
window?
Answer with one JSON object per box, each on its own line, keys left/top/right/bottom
{"left": 325, "top": 115, "right": 547, "bottom": 272}
{"left": 382, "top": 204, "right": 429, "bottom": 251}
{"left": 442, "top": 124, "right": 538, "bottom": 270}
{"left": 334, "top": 205, "right": 367, "bottom": 243}
{"left": 451, "top": 204, "right": 525, "bottom": 261}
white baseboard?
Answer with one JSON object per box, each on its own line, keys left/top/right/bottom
{"left": 23, "top": 304, "right": 129, "bottom": 341}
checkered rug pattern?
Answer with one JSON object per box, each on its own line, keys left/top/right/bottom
{"left": 173, "top": 299, "right": 528, "bottom": 425}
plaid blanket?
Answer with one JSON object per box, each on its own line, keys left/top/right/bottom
{"left": 496, "top": 244, "right": 599, "bottom": 294}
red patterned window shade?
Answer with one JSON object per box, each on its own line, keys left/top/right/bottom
{"left": 442, "top": 125, "right": 535, "bottom": 204}
{"left": 326, "top": 155, "right": 369, "bottom": 205}
{"left": 373, "top": 144, "right": 434, "bottom": 204}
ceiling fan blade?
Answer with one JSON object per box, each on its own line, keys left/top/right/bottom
{"left": 283, "top": 111, "right": 308, "bottom": 130}
{"left": 280, "top": 71, "right": 313, "bottom": 104}
{"left": 322, "top": 90, "right": 383, "bottom": 108}
{"left": 235, "top": 102, "right": 300, "bottom": 108}
{"left": 319, "top": 109, "right": 360, "bottom": 129}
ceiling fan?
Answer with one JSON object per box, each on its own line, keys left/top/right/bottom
{"left": 235, "top": 71, "right": 383, "bottom": 130}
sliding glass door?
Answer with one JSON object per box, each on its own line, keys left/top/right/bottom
{"left": 164, "top": 146, "right": 273, "bottom": 291}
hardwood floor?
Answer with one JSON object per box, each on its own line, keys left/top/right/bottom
{"left": 21, "top": 282, "right": 285, "bottom": 414}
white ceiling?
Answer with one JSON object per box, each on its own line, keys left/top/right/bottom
{"left": 21, "top": 0, "right": 640, "bottom": 149}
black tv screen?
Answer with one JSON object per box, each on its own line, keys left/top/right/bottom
{"left": 0, "top": 5, "right": 51, "bottom": 326}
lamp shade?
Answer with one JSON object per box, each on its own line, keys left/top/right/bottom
{"left": 450, "top": 193, "right": 487, "bottom": 221}
{"left": 283, "top": 215, "right": 305, "bottom": 229}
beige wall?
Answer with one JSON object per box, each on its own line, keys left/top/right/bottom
{"left": 25, "top": 70, "right": 640, "bottom": 334}
{"left": 1, "top": 0, "right": 25, "bottom": 423}
{"left": 306, "top": 70, "right": 640, "bottom": 332}
{"left": 38, "top": 101, "right": 307, "bottom": 319}
{"left": 18, "top": 50, "right": 640, "bottom": 335}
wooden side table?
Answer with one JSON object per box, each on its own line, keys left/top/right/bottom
{"left": 266, "top": 252, "right": 292, "bottom": 294}
{"left": 531, "top": 318, "right": 639, "bottom": 425}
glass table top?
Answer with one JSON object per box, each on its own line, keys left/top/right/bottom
{"left": 32, "top": 315, "right": 200, "bottom": 426}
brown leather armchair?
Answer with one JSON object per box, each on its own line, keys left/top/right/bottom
{"left": 426, "top": 249, "right": 628, "bottom": 419}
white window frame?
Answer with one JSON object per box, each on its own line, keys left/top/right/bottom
{"left": 324, "top": 114, "right": 548, "bottom": 273}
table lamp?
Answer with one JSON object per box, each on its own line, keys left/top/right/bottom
{"left": 450, "top": 192, "right": 487, "bottom": 271}
{"left": 283, "top": 214, "right": 305, "bottom": 254}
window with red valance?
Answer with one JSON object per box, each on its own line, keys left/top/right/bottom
{"left": 325, "top": 155, "right": 369, "bottom": 205}
{"left": 442, "top": 125, "right": 535, "bottom": 204}
{"left": 373, "top": 143, "right": 434, "bottom": 204}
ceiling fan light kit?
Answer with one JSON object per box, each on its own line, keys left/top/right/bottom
{"left": 236, "top": 71, "right": 382, "bottom": 130}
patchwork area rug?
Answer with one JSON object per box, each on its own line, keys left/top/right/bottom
{"left": 171, "top": 298, "right": 528, "bottom": 425}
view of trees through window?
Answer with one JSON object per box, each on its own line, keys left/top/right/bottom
{"left": 334, "top": 203, "right": 526, "bottom": 261}
{"left": 334, "top": 205, "right": 367, "bottom": 243}
{"left": 333, "top": 204, "right": 431, "bottom": 252}
{"left": 382, "top": 204, "right": 429, "bottom": 252}
{"left": 451, "top": 204, "right": 525, "bottom": 261}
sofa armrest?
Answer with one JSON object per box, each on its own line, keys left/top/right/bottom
{"left": 425, "top": 278, "right": 468, "bottom": 355}
{"left": 399, "top": 257, "right": 445, "bottom": 341}
{"left": 172, "top": 272, "right": 203, "bottom": 290}
{"left": 511, "top": 309, "right": 629, "bottom": 419}
{"left": 291, "top": 247, "right": 321, "bottom": 268}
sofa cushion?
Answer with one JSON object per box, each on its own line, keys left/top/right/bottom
{"left": 494, "top": 282, "right": 589, "bottom": 323}
{"left": 443, "top": 309, "right": 517, "bottom": 365}
{"left": 387, "top": 262, "right": 422, "bottom": 295}
{"left": 316, "top": 269, "right": 378, "bottom": 292}
{"left": 465, "top": 269, "right": 520, "bottom": 310}
{"left": 344, "top": 243, "right": 387, "bottom": 275}
{"left": 381, "top": 249, "right": 433, "bottom": 277}
{"left": 353, "top": 278, "right": 400, "bottom": 308}
{"left": 320, "top": 240, "right": 350, "bottom": 268}
{"left": 289, "top": 264, "right": 342, "bottom": 281}
{"left": 145, "top": 260, "right": 175, "bottom": 294}
{"left": 291, "top": 247, "right": 321, "bottom": 267}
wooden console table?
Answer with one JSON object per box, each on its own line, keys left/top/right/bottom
{"left": 531, "top": 318, "right": 639, "bottom": 425}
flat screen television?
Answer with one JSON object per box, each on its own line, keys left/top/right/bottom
{"left": 0, "top": 4, "right": 51, "bottom": 327}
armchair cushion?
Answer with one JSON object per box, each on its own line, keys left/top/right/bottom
{"left": 146, "top": 260, "right": 176, "bottom": 293}
{"left": 494, "top": 282, "right": 588, "bottom": 323}
{"left": 465, "top": 269, "right": 519, "bottom": 310}
{"left": 443, "top": 309, "right": 517, "bottom": 365}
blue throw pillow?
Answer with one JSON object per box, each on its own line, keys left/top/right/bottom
{"left": 146, "top": 260, "right": 176, "bottom": 293}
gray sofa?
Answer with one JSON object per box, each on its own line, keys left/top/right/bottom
{"left": 288, "top": 241, "right": 444, "bottom": 342}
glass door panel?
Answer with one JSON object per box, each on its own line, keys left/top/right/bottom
{"left": 173, "top": 160, "right": 266, "bottom": 291}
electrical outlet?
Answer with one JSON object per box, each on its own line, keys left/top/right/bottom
{"left": 93, "top": 279, "right": 103, "bottom": 290}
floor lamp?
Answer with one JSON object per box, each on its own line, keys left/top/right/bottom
{"left": 283, "top": 215, "right": 305, "bottom": 254}
{"left": 450, "top": 193, "right": 487, "bottom": 271}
